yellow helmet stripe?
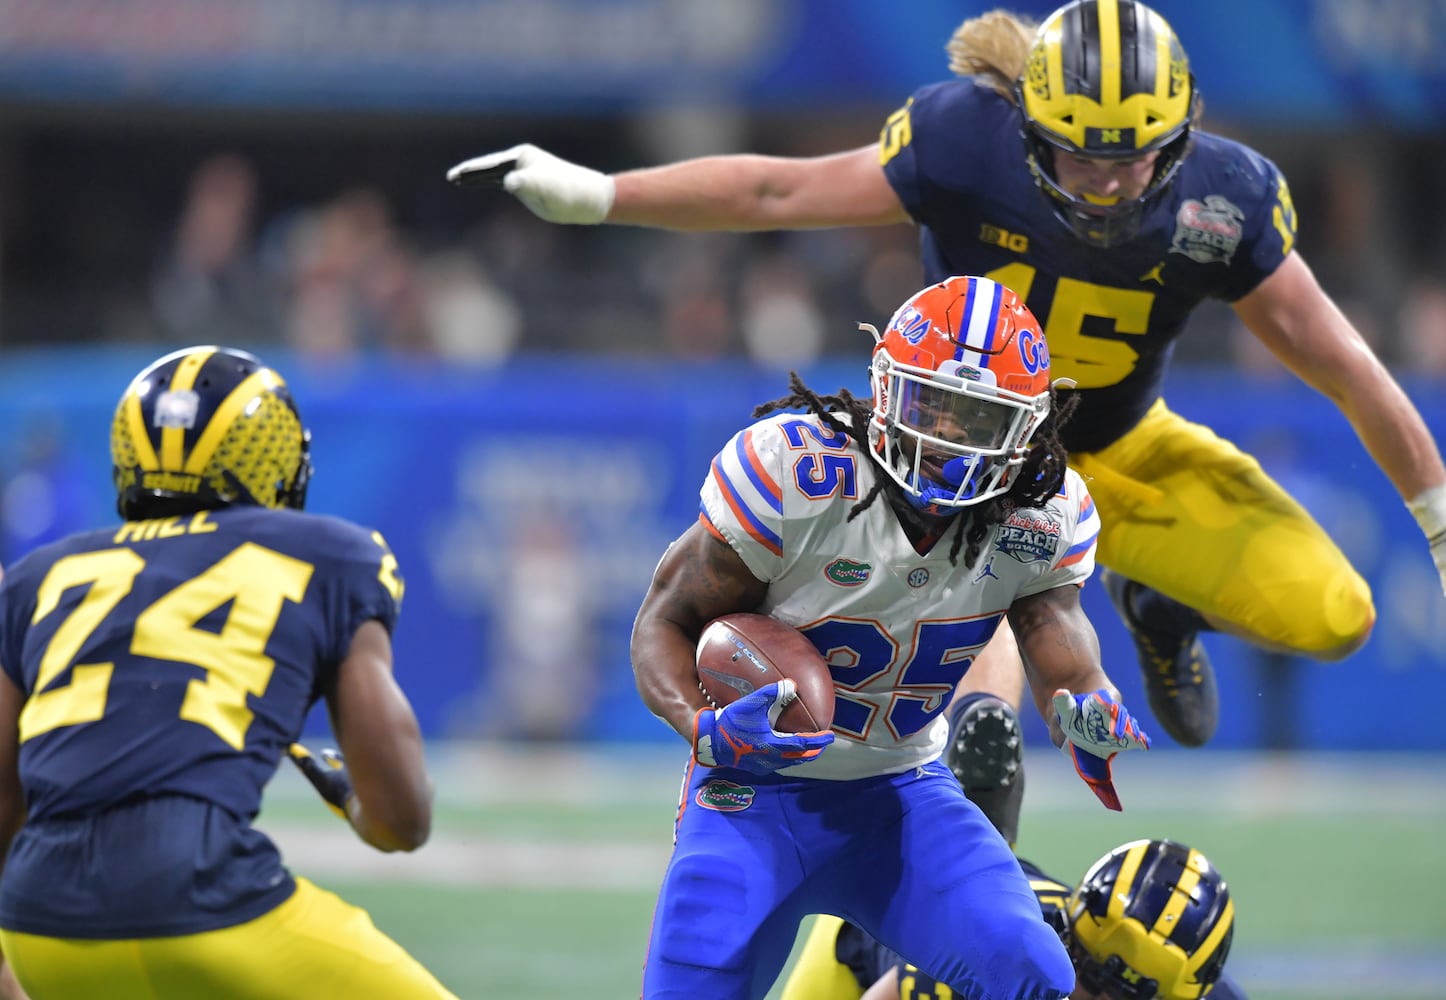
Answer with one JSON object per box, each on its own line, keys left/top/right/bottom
{"left": 124, "top": 388, "right": 160, "bottom": 472}
{"left": 159, "top": 347, "right": 215, "bottom": 471}
{"left": 1187, "top": 896, "right": 1235, "bottom": 977}
{"left": 1149, "top": 848, "right": 1202, "bottom": 939}
{"left": 1098, "top": 0, "right": 1122, "bottom": 108}
{"left": 1107, "top": 841, "right": 1148, "bottom": 921}
{"left": 183, "top": 368, "right": 284, "bottom": 475}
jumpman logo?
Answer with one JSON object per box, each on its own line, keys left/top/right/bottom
{"left": 974, "top": 556, "right": 1000, "bottom": 583}
{"left": 1140, "top": 261, "right": 1166, "bottom": 285}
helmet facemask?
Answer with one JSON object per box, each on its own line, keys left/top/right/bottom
{"left": 866, "top": 300, "right": 1052, "bottom": 515}
{"left": 1019, "top": 113, "right": 1194, "bottom": 247}
{"left": 866, "top": 276, "right": 1053, "bottom": 515}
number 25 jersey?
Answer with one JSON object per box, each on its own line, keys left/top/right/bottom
{"left": 701, "top": 411, "right": 1098, "bottom": 781}
{"left": 0, "top": 504, "right": 403, "bottom": 938}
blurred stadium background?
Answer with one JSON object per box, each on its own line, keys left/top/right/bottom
{"left": 0, "top": 0, "right": 1442, "bottom": 997}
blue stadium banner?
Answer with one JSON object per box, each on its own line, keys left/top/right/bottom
{"left": 0, "top": 348, "right": 1442, "bottom": 750}
{"left": 0, "top": 0, "right": 1440, "bottom": 125}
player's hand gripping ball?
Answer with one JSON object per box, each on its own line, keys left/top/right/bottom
{"left": 693, "top": 614, "right": 836, "bottom": 773}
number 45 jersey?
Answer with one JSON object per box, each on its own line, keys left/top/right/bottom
{"left": 0, "top": 504, "right": 403, "bottom": 938}
{"left": 701, "top": 411, "right": 1098, "bottom": 781}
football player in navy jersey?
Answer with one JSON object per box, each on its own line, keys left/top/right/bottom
{"left": 0, "top": 347, "right": 457, "bottom": 999}
{"left": 449, "top": 0, "right": 1446, "bottom": 749}
{"left": 779, "top": 695, "right": 1247, "bottom": 1000}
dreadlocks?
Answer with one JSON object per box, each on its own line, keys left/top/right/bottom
{"left": 753, "top": 371, "right": 1079, "bottom": 569}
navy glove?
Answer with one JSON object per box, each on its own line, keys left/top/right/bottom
{"left": 693, "top": 679, "right": 834, "bottom": 774}
{"left": 288, "top": 743, "right": 354, "bottom": 820}
{"left": 1051, "top": 688, "right": 1151, "bottom": 811}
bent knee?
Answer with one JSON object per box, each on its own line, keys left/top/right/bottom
{"left": 935, "top": 919, "right": 1074, "bottom": 1000}
{"left": 1241, "top": 572, "right": 1374, "bottom": 659}
{"left": 1293, "top": 581, "right": 1375, "bottom": 660}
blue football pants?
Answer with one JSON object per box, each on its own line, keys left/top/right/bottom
{"left": 641, "top": 758, "right": 1074, "bottom": 1000}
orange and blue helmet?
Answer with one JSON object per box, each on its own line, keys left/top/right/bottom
{"left": 1066, "top": 839, "right": 1235, "bottom": 999}
{"left": 866, "top": 275, "right": 1052, "bottom": 513}
{"left": 110, "top": 346, "right": 312, "bottom": 520}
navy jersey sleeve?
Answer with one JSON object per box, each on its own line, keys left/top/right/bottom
{"left": 879, "top": 78, "right": 1010, "bottom": 228}
{"left": 1183, "top": 136, "right": 1298, "bottom": 303}
{"left": 305, "top": 516, "right": 405, "bottom": 685}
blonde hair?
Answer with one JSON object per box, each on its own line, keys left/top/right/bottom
{"left": 946, "top": 10, "right": 1038, "bottom": 102}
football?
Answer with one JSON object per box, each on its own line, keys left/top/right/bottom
{"left": 695, "top": 613, "right": 835, "bottom": 734}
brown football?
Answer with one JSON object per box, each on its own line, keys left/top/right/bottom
{"left": 695, "top": 613, "right": 835, "bottom": 734}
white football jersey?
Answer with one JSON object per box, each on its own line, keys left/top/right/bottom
{"left": 700, "top": 411, "right": 1099, "bottom": 780}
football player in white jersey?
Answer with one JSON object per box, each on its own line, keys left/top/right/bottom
{"left": 631, "top": 275, "right": 1151, "bottom": 1000}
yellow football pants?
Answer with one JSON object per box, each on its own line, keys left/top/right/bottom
{"left": 1073, "top": 399, "right": 1374, "bottom": 655}
{"left": 777, "top": 915, "right": 863, "bottom": 1000}
{"left": 0, "top": 877, "right": 458, "bottom": 1000}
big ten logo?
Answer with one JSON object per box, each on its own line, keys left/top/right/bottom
{"left": 980, "top": 224, "right": 1028, "bottom": 254}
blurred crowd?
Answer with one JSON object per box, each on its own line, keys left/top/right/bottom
{"left": 2, "top": 118, "right": 1444, "bottom": 375}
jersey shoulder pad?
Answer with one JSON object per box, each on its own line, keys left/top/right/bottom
{"left": 282, "top": 511, "right": 406, "bottom": 627}
{"left": 700, "top": 412, "right": 856, "bottom": 578}
{"left": 1173, "top": 131, "right": 1295, "bottom": 291}
{"left": 883, "top": 77, "right": 1014, "bottom": 202}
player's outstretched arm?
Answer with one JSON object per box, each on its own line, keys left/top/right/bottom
{"left": 631, "top": 520, "right": 769, "bottom": 741}
{"left": 1234, "top": 252, "right": 1446, "bottom": 597}
{"left": 324, "top": 619, "right": 432, "bottom": 853}
{"left": 1008, "top": 586, "right": 1150, "bottom": 811}
{"left": 448, "top": 143, "right": 908, "bottom": 232}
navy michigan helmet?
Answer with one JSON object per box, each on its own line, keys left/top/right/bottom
{"left": 1066, "top": 838, "right": 1234, "bottom": 999}
{"left": 111, "top": 346, "right": 312, "bottom": 520}
{"left": 1016, "top": 0, "right": 1200, "bottom": 247}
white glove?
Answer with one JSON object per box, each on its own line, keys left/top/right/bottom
{"left": 446, "top": 143, "right": 615, "bottom": 225}
{"left": 1407, "top": 484, "right": 1446, "bottom": 597}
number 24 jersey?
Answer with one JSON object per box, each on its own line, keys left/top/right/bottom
{"left": 0, "top": 504, "right": 403, "bottom": 937}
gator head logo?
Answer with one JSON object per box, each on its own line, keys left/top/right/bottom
{"left": 696, "top": 779, "right": 755, "bottom": 812}
{"left": 825, "top": 558, "right": 871, "bottom": 587}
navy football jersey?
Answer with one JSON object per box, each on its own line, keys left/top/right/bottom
{"left": 834, "top": 857, "right": 1248, "bottom": 999}
{"left": 880, "top": 77, "right": 1296, "bottom": 452}
{"left": 0, "top": 504, "right": 403, "bottom": 938}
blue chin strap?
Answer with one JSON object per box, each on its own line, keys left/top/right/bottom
{"left": 907, "top": 456, "right": 983, "bottom": 514}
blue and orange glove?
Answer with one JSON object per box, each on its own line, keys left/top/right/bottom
{"left": 693, "top": 679, "right": 835, "bottom": 774}
{"left": 1051, "top": 688, "right": 1151, "bottom": 811}
{"left": 288, "top": 743, "right": 354, "bottom": 820}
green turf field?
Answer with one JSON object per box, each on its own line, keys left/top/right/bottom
{"left": 261, "top": 745, "right": 1446, "bottom": 1000}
